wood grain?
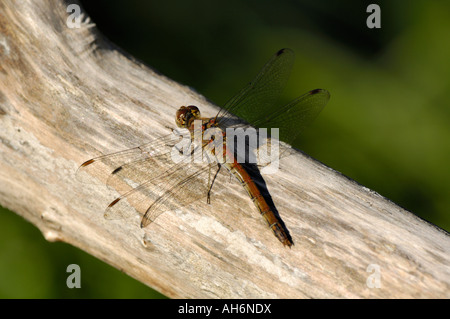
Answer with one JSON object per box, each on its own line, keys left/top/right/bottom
{"left": 0, "top": 0, "right": 448, "bottom": 298}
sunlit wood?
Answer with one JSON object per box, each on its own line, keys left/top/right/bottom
{"left": 0, "top": 0, "right": 449, "bottom": 298}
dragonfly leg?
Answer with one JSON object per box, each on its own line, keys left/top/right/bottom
{"left": 207, "top": 164, "right": 222, "bottom": 204}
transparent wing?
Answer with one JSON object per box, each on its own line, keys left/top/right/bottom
{"left": 218, "top": 90, "right": 330, "bottom": 168}
{"left": 253, "top": 88, "right": 330, "bottom": 147}
{"left": 105, "top": 151, "right": 176, "bottom": 194}
{"left": 140, "top": 164, "right": 214, "bottom": 227}
{"left": 216, "top": 48, "right": 295, "bottom": 127}
{"left": 104, "top": 162, "right": 224, "bottom": 227}
{"left": 76, "top": 132, "right": 183, "bottom": 190}
{"left": 212, "top": 49, "right": 329, "bottom": 168}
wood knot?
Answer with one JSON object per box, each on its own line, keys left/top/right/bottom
{"left": 43, "top": 230, "right": 63, "bottom": 242}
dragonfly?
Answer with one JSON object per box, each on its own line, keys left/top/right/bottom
{"left": 77, "top": 48, "right": 330, "bottom": 247}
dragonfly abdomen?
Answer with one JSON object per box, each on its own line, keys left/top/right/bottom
{"left": 225, "top": 161, "right": 293, "bottom": 247}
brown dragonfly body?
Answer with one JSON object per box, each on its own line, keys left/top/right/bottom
{"left": 176, "top": 105, "right": 293, "bottom": 246}
{"left": 78, "top": 49, "right": 330, "bottom": 247}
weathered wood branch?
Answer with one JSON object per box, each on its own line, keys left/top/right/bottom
{"left": 0, "top": 0, "right": 449, "bottom": 298}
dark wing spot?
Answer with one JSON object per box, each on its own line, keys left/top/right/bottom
{"left": 276, "top": 48, "right": 286, "bottom": 56}
{"left": 111, "top": 166, "right": 123, "bottom": 175}
{"left": 80, "top": 159, "right": 95, "bottom": 167}
{"left": 108, "top": 198, "right": 120, "bottom": 207}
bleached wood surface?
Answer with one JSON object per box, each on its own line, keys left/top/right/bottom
{"left": 0, "top": 0, "right": 449, "bottom": 298}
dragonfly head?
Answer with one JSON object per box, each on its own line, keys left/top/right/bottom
{"left": 175, "top": 105, "right": 201, "bottom": 128}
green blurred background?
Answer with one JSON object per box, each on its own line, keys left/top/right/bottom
{"left": 1, "top": 0, "right": 449, "bottom": 298}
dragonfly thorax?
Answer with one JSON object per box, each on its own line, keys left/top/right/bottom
{"left": 175, "top": 105, "right": 201, "bottom": 128}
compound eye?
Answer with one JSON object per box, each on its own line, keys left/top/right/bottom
{"left": 186, "top": 105, "right": 201, "bottom": 119}
{"left": 175, "top": 105, "right": 201, "bottom": 128}
{"left": 175, "top": 106, "right": 188, "bottom": 128}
